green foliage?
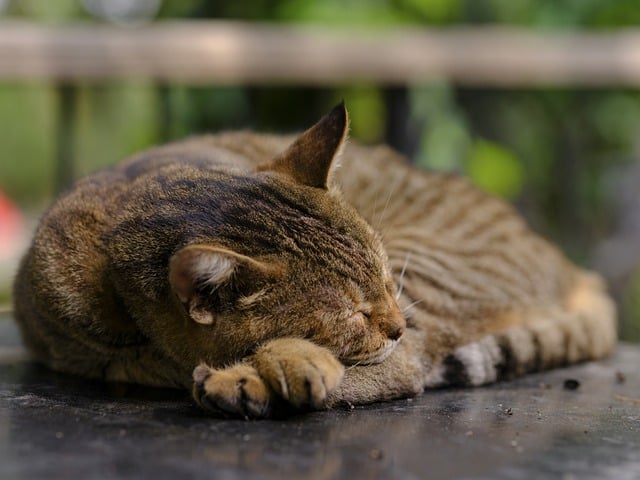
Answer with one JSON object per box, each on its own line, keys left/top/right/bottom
{"left": 411, "top": 84, "right": 471, "bottom": 171}
{"left": 466, "top": 139, "right": 523, "bottom": 199}
{"left": 622, "top": 266, "right": 640, "bottom": 341}
{"left": 587, "top": 0, "right": 640, "bottom": 28}
{"left": 0, "top": 85, "right": 56, "bottom": 206}
{"left": 74, "top": 85, "right": 158, "bottom": 177}
{"left": 276, "top": 0, "right": 406, "bottom": 25}
{"left": 586, "top": 93, "right": 640, "bottom": 147}
{"left": 397, "top": 0, "right": 463, "bottom": 23}
{"left": 0, "top": 0, "right": 639, "bottom": 338}
{"left": 13, "top": 0, "right": 81, "bottom": 20}
{"left": 464, "top": 0, "right": 640, "bottom": 28}
{"left": 162, "top": 86, "right": 251, "bottom": 138}
{"left": 275, "top": 0, "right": 464, "bottom": 25}
{"left": 335, "top": 86, "right": 386, "bottom": 142}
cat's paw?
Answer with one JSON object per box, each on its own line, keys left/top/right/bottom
{"left": 251, "top": 338, "right": 345, "bottom": 410}
{"left": 192, "top": 363, "right": 271, "bottom": 419}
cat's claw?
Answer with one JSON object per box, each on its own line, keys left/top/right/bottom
{"left": 251, "top": 338, "right": 345, "bottom": 409}
{"left": 192, "top": 363, "right": 271, "bottom": 419}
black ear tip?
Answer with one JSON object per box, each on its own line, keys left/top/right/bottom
{"left": 327, "top": 100, "right": 347, "bottom": 127}
{"left": 332, "top": 100, "right": 346, "bottom": 115}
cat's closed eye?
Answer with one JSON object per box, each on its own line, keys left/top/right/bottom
{"left": 350, "top": 311, "right": 369, "bottom": 326}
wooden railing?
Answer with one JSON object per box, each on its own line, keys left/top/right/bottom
{"left": 2, "top": 21, "right": 640, "bottom": 86}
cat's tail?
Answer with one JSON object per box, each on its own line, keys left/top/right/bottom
{"left": 426, "top": 271, "right": 617, "bottom": 388}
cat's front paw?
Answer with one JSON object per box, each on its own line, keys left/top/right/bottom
{"left": 251, "top": 338, "right": 345, "bottom": 410}
{"left": 192, "top": 363, "right": 271, "bottom": 419}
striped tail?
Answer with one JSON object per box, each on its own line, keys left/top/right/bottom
{"left": 426, "top": 271, "right": 617, "bottom": 388}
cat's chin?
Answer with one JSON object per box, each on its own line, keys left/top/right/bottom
{"left": 339, "top": 339, "right": 400, "bottom": 366}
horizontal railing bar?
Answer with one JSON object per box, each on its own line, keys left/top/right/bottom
{"left": 2, "top": 21, "right": 640, "bottom": 86}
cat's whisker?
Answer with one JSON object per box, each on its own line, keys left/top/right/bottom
{"left": 342, "top": 338, "right": 398, "bottom": 367}
{"left": 373, "top": 174, "right": 402, "bottom": 231}
{"left": 345, "top": 361, "right": 363, "bottom": 370}
{"left": 402, "top": 299, "right": 423, "bottom": 314}
{"left": 396, "top": 252, "right": 411, "bottom": 301}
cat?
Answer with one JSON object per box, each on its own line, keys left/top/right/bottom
{"left": 13, "top": 103, "right": 616, "bottom": 418}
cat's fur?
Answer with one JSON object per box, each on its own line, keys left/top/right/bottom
{"left": 13, "top": 104, "right": 616, "bottom": 418}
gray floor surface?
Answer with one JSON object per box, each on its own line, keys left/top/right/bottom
{"left": 1, "top": 315, "right": 639, "bottom": 480}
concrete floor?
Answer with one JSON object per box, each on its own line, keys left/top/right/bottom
{"left": 1, "top": 315, "right": 639, "bottom": 480}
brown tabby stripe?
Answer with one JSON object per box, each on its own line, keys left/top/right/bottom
{"left": 371, "top": 176, "right": 455, "bottom": 229}
{"left": 107, "top": 171, "right": 381, "bottom": 299}
{"left": 387, "top": 238, "right": 526, "bottom": 303}
{"left": 442, "top": 353, "right": 471, "bottom": 386}
{"left": 444, "top": 206, "right": 519, "bottom": 243}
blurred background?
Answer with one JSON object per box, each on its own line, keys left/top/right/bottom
{"left": 0, "top": 0, "right": 639, "bottom": 341}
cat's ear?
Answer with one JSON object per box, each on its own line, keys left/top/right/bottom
{"left": 257, "top": 102, "right": 349, "bottom": 189}
{"left": 169, "top": 245, "right": 278, "bottom": 325}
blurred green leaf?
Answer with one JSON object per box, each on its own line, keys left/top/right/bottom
{"left": 276, "top": 0, "right": 409, "bottom": 25}
{"left": 17, "top": 0, "right": 80, "bottom": 20}
{"left": 479, "top": 0, "right": 537, "bottom": 24}
{"left": 588, "top": 0, "right": 640, "bottom": 28}
{"left": 622, "top": 265, "right": 640, "bottom": 341}
{"left": 466, "top": 139, "right": 524, "bottom": 199}
{"left": 396, "top": 0, "right": 463, "bottom": 23}
{"left": 336, "top": 86, "right": 385, "bottom": 142}
{"left": 0, "top": 85, "right": 56, "bottom": 207}
{"left": 74, "top": 85, "right": 158, "bottom": 177}
{"left": 418, "top": 117, "right": 470, "bottom": 171}
{"left": 586, "top": 93, "right": 640, "bottom": 147}
{"left": 411, "top": 83, "right": 471, "bottom": 171}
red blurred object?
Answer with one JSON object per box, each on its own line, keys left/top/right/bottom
{"left": 0, "top": 189, "right": 23, "bottom": 259}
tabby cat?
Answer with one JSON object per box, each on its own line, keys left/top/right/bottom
{"left": 13, "top": 103, "right": 616, "bottom": 418}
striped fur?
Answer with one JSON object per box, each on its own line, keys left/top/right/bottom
{"left": 203, "top": 132, "right": 617, "bottom": 404}
{"left": 13, "top": 105, "right": 616, "bottom": 416}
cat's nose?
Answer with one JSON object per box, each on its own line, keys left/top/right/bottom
{"left": 387, "top": 323, "right": 405, "bottom": 341}
{"left": 381, "top": 307, "right": 406, "bottom": 341}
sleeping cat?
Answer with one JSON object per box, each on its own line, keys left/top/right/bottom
{"left": 13, "top": 103, "right": 616, "bottom": 418}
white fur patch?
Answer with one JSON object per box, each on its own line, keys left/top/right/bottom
{"left": 424, "top": 364, "right": 446, "bottom": 388}
{"left": 193, "top": 253, "right": 236, "bottom": 286}
{"left": 238, "top": 289, "right": 268, "bottom": 308}
{"left": 453, "top": 335, "right": 501, "bottom": 386}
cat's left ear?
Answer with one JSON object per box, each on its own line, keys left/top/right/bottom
{"left": 257, "top": 102, "right": 349, "bottom": 189}
{"left": 169, "top": 244, "right": 280, "bottom": 325}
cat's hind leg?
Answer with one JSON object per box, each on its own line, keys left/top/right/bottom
{"left": 425, "top": 271, "right": 617, "bottom": 388}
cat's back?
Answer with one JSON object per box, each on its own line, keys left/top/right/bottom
{"left": 189, "top": 132, "right": 576, "bottom": 318}
{"left": 13, "top": 135, "right": 270, "bottom": 356}
{"left": 36, "top": 135, "right": 270, "bottom": 237}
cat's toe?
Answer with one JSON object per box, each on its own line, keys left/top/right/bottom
{"left": 283, "top": 360, "right": 341, "bottom": 409}
{"left": 253, "top": 338, "right": 345, "bottom": 409}
{"left": 192, "top": 363, "right": 271, "bottom": 419}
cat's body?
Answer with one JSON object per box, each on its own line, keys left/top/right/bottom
{"left": 14, "top": 105, "right": 616, "bottom": 417}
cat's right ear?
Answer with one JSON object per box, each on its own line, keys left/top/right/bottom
{"left": 257, "top": 102, "right": 349, "bottom": 189}
{"left": 169, "top": 245, "right": 279, "bottom": 325}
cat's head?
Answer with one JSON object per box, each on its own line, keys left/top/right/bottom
{"left": 169, "top": 103, "right": 405, "bottom": 365}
